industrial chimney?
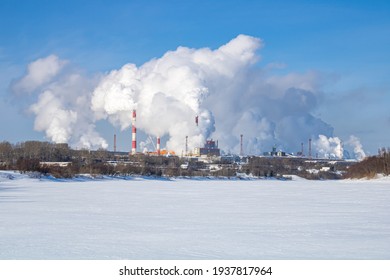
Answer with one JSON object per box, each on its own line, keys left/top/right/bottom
{"left": 185, "top": 136, "right": 188, "bottom": 156}
{"left": 157, "top": 137, "right": 161, "bottom": 156}
{"left": 131, "top": 110, "right": 137, "bottom": 155}
{"left": 114, "top": 134, "right": 117, "bottom": 153}
{"left": 240, "top": 134, "right": 243, "bottom": 156}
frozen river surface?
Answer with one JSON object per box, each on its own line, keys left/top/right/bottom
{"left": 1, "top": 171, "right": 389, "bottom": 259}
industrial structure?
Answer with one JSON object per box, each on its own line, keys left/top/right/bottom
{"left": 131, "top": 109, "right": 137, "bottom": 155}
{"left": 185, "top": 136, "right": 188, "bottom": 156}
{"left": 114, "top": 134, "right": 117, "bottom": 153}
{"left": 263, "top": 146, "right": 286, "bottom": 157}
{"left": 120, "top": 110, "right": 344, "bottom": 161}
{"left": 157, "top": 137, "right": 161, "bottom": 156}
{"left": 240, "top": 134, "right": 243, "bottom": 156}
{"left": 193, "top": 139, "right": 220, "bottom": 157}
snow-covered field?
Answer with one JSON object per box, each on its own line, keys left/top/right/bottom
{"left": 1, "top": 171, "right": 389, "bottom": 260}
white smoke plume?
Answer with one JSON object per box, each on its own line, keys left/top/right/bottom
{"left": 346, "top": 135, "right": 366, "bottom": 160}
{"left": 12, "top": 35, "right": 366, "bottom": 158}
{"left": 91, "top": 35, "right": 261, "bottom": 152}
{"left": 314, "top": 135, "right": 343, "bottom": 159}
{"left": 29, "top": 90, "right": 77, "bottom": 143}
{"left": 91, "top": 35, "right": 335, "bottom": 154}
{"left": 12, "top": 55, "right": 68, "bottom": 93}
{"left": 12, "top": 56, "right": 107, "bottom": 149}
{"left": 313, "top": 135, "right": 366, "bottom": 160}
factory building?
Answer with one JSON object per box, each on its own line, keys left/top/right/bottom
{"left": 193, "top": 139, "right": 220, "bottom": 157}
{"left": 263, "top": 146, "right": 286, "bottom": 157}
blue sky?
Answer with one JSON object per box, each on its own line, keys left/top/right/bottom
{"left": 0, "top": 0, "right": 389, "bottom": 154}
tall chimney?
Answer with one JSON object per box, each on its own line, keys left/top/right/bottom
{"left": 308, "top": 138, "right": 312, "bottom": 159}
{"left": 185, "top": 136, "right": 188, "bottom": 156}
{"left": 114, "top": 134, "right": 117, "bottom": 153}
{"left": 301, "top": 142, "right": 304, "bottom": 156}
{"left": 240, "top": 134, "right": 243, "bottom": 156}
{"left": 131, "top": 110, "right": 137, "bottom": 155}
{"left": 157, "top": 137, "right": 161, "bottom": 156}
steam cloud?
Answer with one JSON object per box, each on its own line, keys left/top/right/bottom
{"left": 12, "top": 34, "right": 365, "bottom": 159}
{"left": 346, "top": 135, "right": 366, "bottom": 160}
{"left": 12, "top": 55, "right": 68, "bottom": 93}
{"left": 314, "top": 135, "right": 343, "bottom": 159}
{"left": 12, "top": 55, "right": 108, "bottom": 149}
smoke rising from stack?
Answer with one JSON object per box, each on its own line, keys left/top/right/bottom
{"left": 12, "top": 34, "right": 366, "bottom": 159}
{"left": 314, "top": 135, "right": 343, "bottom": 159}
{"left": 346, "top": 135, "right": 366, "bottom": 160}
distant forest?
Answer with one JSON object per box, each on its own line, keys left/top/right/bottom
{"left": 345, "top": 148, "right": 390, "bottom": 178}
{"left": 0, "top": 140, "right": 389, "bottom": 179}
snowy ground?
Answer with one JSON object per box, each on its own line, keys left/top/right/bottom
{"left": 1, "top": 171, "right": 389, "bottom": 260}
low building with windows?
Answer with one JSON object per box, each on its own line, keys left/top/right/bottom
{"left": 193, "top": 139, "right": 220, "bottom": 157}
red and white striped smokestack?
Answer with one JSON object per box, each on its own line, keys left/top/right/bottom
{"left": 131, "top": 109, "right": 137, "bottom": 155}
{"left": 157, "top": 137, "right": 161, "bottom": 156}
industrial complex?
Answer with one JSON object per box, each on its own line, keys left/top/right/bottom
{"left": 120, "top": 110, "right": 341, "bottom": 162}
{"left": 0, "top": 109, "right": 356, "bottom": 180}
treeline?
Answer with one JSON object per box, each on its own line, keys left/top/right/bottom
{"left": 0, "top": 141, "right": 113, "bottom": 177}
{"left": 344, "top": 148, "right": 390, "bottom": 179}
{"left": 0, "top": 140, "right": 217, "bottom": 178}
{"left": 244, "top": 157, "right": 351, "bottom": 180}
